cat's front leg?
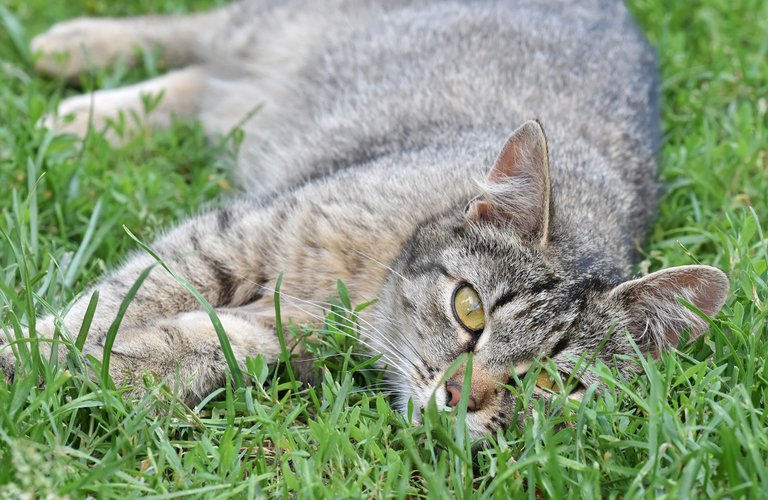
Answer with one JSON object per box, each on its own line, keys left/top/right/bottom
{"left": 0, "top": 306, "right": 284, "bottom": 402}
{"left": 85, "top": 308, "right": 284, "bottom": 403}
{"left": 2, "top": 202, "right": 275, "bottom": 389}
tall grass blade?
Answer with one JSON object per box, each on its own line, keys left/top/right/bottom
{"left": 101, "top": 264, "right": 154, "bottom": 387}
{"left": 75, "top": 290, "right": 99, "bottom": 351}
{"left": 123, "top": 226, "right": 245, "bottom": 388}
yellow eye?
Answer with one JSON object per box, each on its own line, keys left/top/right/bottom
{"left": 535, "top": 371, "right": 584, "bottom": 395}
{"left": 535, "top": 372, "right": 561, "bottom": 393}
{"left": 452, "top": 284, "right": 485, "bottom": 332}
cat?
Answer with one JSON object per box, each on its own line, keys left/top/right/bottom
{"left": 1, "top": 0, "right": 728, "bottom": 439}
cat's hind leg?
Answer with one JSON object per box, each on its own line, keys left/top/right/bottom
{"left": 42, "top": 66, "right": 205, "bottom": 141}
{"left": 31, "top": 10, "right": 224, "bottom": 80}
{"left": 31, "top": 7, "right": 232, "bottom": 141}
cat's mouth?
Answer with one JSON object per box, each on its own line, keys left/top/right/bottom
{"left": 405, "top": 367, "right": 587, "bottom": 437}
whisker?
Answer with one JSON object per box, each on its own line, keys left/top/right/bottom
{"left": 351, "top": 248, "right": 410, "bottom": 284}
{"left": 304, "top": 307, "right": 402, "bottom": 358}
{"left": 323, "top": 312, "right": 424, "bottom": 368}
{"left": 348, "top": 386, "right": 400, "bottom": 396}
{"left": 277, "top": 303, "right": 414, "bottom": 379}
{"left": 301, "top": 351, "right": 376, "bottom": 363}
{"left": 361, "top": 310, "right": 428, "bottom": 365}
{"left": 244, "top": 280, "right": 423, "bottom": 371}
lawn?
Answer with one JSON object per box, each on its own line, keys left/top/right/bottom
{"left": 1, "top": 0, "right": 767, "bottom": 497}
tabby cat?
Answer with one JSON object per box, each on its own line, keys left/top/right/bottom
{"left": 1, "top": 0, "right": 728, "bottom": 438}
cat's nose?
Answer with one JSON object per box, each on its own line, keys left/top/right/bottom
{"left": 445, "top": 380, "right": 480, "bottom": 411}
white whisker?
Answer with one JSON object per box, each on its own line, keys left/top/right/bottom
{"left": 244, "top": 280, "right": 424, "bottom": 371}
{"left": 351, "top": 248, "right": 410, "bottom": 284}
{"left": 274, "top": 302, "right": 414, "bottom": 379}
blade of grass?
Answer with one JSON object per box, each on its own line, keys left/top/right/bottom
{"left": 63, "top": 198, "right": 103, "bottom": 289}
{"left": 273, "top": 273, "right": 298, "bottom": 389}
{"left": 123, "top": 226, "right": 244, "bottom": 388}
{"left": 100, "top": 264, "right": 155, "bottom": 388}
{"left": 0, "top": 5, "right": 31, "bottom": 63}
{"left": 74, "top": 290, "right": 99, "bottom": 351}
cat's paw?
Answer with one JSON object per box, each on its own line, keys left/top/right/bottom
{"left": 0, "top": 319, "right": 63, "bottom": 382}
{"left": 0, "top": 330, "right": 17, "bottom": 382}
{"left": 31, "top": 18, "right": 141, "bottom": 79}
{"left": 39, "top": 87, "right": 143, "bottom": 141}
{"left": 39, "top": 92, "right": 99, "bottom": 139}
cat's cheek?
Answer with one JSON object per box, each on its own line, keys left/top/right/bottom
{"left": 398, "top": 387, "right": 431, "bottom": 422}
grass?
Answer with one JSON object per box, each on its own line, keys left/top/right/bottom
{"left": 1, "top": 0, "right": 767, "bottom": 497}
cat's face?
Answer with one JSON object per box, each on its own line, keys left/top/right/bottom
{"left": 368, "top": 121, "right": 728, "bottom": 439}
{"left": 372, "top": 213, "right": 636, "bottom": 437}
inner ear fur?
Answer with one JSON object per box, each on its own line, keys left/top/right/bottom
{"left": 467, "top": 120, "right": 552, "bottom": 246}
{"left": 610, "top": 265, "right": 729, "bottom": 357}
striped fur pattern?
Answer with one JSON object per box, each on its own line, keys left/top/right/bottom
{"left": 1, "top": 0, "right": 729, "bottom": 438}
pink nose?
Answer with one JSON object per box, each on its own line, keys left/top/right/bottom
{"left": 445, "top": 381, "right": 479, "bottom": 411}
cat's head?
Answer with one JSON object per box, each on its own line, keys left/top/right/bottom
{"left": 370, "top": 121, "right": 729, "bottom": 439}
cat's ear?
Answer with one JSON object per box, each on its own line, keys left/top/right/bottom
{"left": 610, "top": 265, "right": 729, "bottom": 357}
{"left": 467, "top": 120, "right": 552, "bottom": 246}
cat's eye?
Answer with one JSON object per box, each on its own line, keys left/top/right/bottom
{"left": 534, "top": 372, "right": 562, "bottom": 393}
{"left": 534, "top": 371, "right": 581, "bottom": 394}
{"left": 452, "top": 284, "right": 485, "bottom": 332}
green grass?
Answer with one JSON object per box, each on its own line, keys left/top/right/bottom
{"left": 1, "top": 0, "right": 767, "bottom": 497}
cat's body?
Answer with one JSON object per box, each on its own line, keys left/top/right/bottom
{"left": 2, "top": 0, "right": 728, "bottom": 438}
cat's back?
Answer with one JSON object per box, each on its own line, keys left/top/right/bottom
{"left": 308, "top": 0, "right": 659, "bottom": 161}
{"left": 202, "top": 0, "right": 658, "bottom": 271}
{"left": 207, "top": 0, "right": 657, "bottom": 183}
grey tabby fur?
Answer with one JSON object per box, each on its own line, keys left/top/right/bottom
{"left": 1, "top": 0, "right": 729, "bottom": 438}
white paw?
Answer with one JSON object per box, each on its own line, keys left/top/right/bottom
{"left": 41, "top": 87, "right": 149, "bottom": 141}
{"left": 40, "top": 92, "right": 123, "bottom": 139}
{"left": 40, "top": 93, "right": 100, "bottom": 138}
{"left": 31, "top": 17, "right": 141, "bottom": 79}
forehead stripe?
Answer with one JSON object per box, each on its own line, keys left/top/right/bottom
{"left": 411, "top": 262, "right": 451, "bottom": 278}
{"left": 490, "top": 289, "right": 518, "bottom": 314}
{"left": 528, "top": 276, "right": 563, "bottom": 295}
{"left": 491, "top": 278, "right": 562, "bottom": 314}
